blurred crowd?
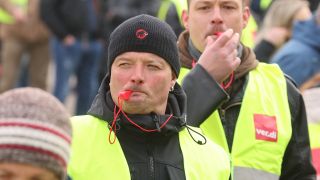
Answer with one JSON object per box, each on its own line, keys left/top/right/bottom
{"left": 0, "top": 0, "right": 319, "bottom": 115}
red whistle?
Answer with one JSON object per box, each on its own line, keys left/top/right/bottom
{"left": 214, "top": 32, "right": 222, "bottom": 37}
{"left": 119, "top": 90, "right": 132, "bottom": 100}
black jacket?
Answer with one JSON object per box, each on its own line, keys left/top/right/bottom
{"left": 40, "top": 0, "right": 106, "bottom": 40}
{"left": 254, "top": 39, "right": 277, "bottom": 63}
{"left": 178, "top": 31, "right": 316, "bottom": 179}
{"left": 40, "top": 0, "right": 86, "bottom": 39}
{"left": 87, "top": 75, "right": 188, "bottom": 180}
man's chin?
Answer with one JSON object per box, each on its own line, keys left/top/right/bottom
{"left": 122, "top": 105, "right": 150, "bottom": 115}
{"left": 122, "top": 101, "right": 147, "bottom": 113}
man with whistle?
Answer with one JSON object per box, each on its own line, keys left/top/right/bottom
{"left": 178, "top": 0, "right": 316, "bottom": 179}
{"left": 67, "top": 14, "right": 231, "bottom": 179}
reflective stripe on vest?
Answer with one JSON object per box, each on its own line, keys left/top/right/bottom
{"left": 309, "top": 123, "right": 320, "bottom": 176}
{"left": 68, "top": 115, "right": 231, "bottom": 180}
{"left": 0, "top": 0, "right": 27, "bottom": 24}
{"left": 200, "top": 63, "right": 291, "bottom": 179}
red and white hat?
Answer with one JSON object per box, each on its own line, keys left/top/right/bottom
{"left": 0, "top": 87, "right": 72, "bottom": 179}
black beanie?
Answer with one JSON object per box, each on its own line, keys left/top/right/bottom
{"left": 108, "top": 14, "right": 180, "bottom": 77}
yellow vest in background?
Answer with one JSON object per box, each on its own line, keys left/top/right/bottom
{"left": 260, "top": 0, "right": 272, "bottom": 11}
{"left": 0, "top": 0, "right": 27, "bottom": 24}
{"left": 157, "top": 0, "right": 187, "bottom": 25}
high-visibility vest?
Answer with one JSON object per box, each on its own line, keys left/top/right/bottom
{"left": 200, "top": 63, "right": 291, "bottom": 179}
{"left": 309, "top": 123, "right": 320, "bottom": 177}
{"left": 68, "top": 115, "right": 231, "bottom": 180}
{"left": 157, "top": 0, "right": 187, "bottom": 25}
{"left": 0, "top": 0, "right": 27, "bottom": 24}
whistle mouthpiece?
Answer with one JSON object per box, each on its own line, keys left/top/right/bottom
{"left": 214, "top": 32, "right": 222, "bottom": 37}
{"left": 119, "top": 90, "right": 132, "bottom": 100}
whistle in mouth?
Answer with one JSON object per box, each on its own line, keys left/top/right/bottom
{"left": 119, "top": 90, "right": 132, "bottom": 100}
{"left": 214, "top": 32, "right": 222, "bottom": 37}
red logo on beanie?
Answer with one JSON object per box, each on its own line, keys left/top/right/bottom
{"left": 254, "top": 114, "right": 278, "bottom": 142}
{"left": 136, "top": 29, "right": 148, "bottom": 39}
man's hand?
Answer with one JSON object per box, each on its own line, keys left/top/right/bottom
{"left": 197, "top": 29, "right": 241, "bottom": 83}
{"left": 63, "top": 35, "right": 76, "bottom": 46}
{"left": 12, "top": 7, "right": 26, "bottom": 23}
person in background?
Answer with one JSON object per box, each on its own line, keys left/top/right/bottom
{"left": 40, "top": 0, "right": 104, "bottom": 115}
{"left": 301, "top": 84, "right": 320, "bottom": 178}
{"left": 157, "top": 0, "right": 187, "bottom": 37}
{"left": 178, "top": 0, "right": 316, "bottom": 179}
{"left": 271, "top": 4, "right": 320, "bottom": 88}
{"left": 254, "top": 0, "right": 311, "bottom": 63}
{"left": 0, "top": 87, "right": 72, "bottom": 180}
{"left": 250, "top": 0, "right": 318, "bottom": 25}
{"left": 68, "top": 14, "right": 230, "bottom": 180}
{"left": 299, "top": 73, "right": 320, "bottom": 178}
{"left": 0, "top": 0, "right": 51, "bottom": 93}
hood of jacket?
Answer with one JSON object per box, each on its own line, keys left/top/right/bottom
{"left": 178, "top": 30, "right": 259, "bottom": 80}
{"left": 292, "top": 16, "right": 320, "bottom": 52}
{"left": 88, "top": 74, "right": 187, "bottom": 136}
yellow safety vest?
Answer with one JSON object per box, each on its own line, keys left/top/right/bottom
{"left": 0, "top": 0, "right": 27, "bottom": 24}
{"left": 157, "top": 0, "right": 187, "bottom": 25}
{"left": 68, "top": 115, "right": 230, "bottom": 180}
{"left": 309, "top": 123, "right": 320, "bottom": 177}
{"left": 199, "top": 63, "right": 291, "bottom": 179}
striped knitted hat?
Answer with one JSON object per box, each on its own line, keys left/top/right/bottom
{"left": 0, "top": 87, "right": 71, "bottom": 179}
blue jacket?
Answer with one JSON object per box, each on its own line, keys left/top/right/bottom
{"left": 271, "top": 16, "right": 320, "bottom": 87}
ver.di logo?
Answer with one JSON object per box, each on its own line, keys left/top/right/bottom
{"left": 254, "top": 114, "right": 278, "bottom": 142}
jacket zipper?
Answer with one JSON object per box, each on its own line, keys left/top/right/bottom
{"left": 149, "top": 156, "right": 155, "bottom": 180}
{"left": 220, "top": 102, "right": 242, "bottom": 119}
{"left": 219, "top": 102, "right": 242, "bottom": 153}
{"left": 147, "top": 142, "right": 155, "bottom": 180}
